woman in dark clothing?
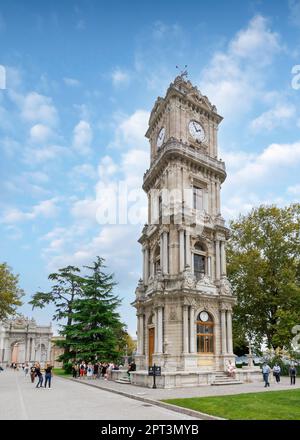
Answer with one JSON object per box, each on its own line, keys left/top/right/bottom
{"left": 93, "top": 363, "right": 99, "bottom": 379}
{"left": 44, "top": 364, "right": 53, "bottom": 388}
{"left": 34, "top": 363, "right": 43, "bottom": 388}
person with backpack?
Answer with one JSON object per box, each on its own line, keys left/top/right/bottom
{"left": 289, "top": 363, "right": 297, "bottom": 385}
{"left": 273, "top": 363, "right": 281, "bottom": 383}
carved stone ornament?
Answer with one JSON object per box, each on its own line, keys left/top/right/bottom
{"left": 168, "top": 306, "right": 178, "bottom": 321}
{"left": 182, "top": 267, "right": 196, "bottom": 289}
{"left": 219, "top": 276, "right": 232, "bottom": 296}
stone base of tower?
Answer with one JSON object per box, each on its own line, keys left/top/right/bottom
{"left": 129, "top": 368, "right": 261, "bottom": 388}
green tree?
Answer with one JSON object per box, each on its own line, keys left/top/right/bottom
{"left": 0, "top": 263, "right": 23, "bottom": 320}
{"left": 29, "top": 265, "right": 83, "bottom": 358}
{"left": 60, "top": 257, "right": 126, "bottom": 364}
{"left": 227, "top": 204, "right": 300, "bottom": 351}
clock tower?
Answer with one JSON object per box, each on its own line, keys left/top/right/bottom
{"left": 132, "top": 74, "right": 237, "bottom": 387}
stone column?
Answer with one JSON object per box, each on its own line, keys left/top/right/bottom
{"left": 189, "top": 306, "right": 196, "bottom": 353}
{"left": 47, "top": 338, "right": 51, "bottom": 362}
{"left": 163, "top": 230, "right": 168, "bottom": 274}
{"left": 179, "top": 228, "right": 185, "bottom": 272}
{"left": 154, "top": 309, "right": 158, "bottom": 353}
{"left": 143, "top": 246, "right": 149, "bottom": 283}
{"left": 31, "top": 337, "right": 36, "bottom": 362}
{"left": 221, "top": 309, "right": 227, "bottom": 354}
{"left": 216, "top": 181, "right": 220, "bottom": 214}
{"left": 215, "top": 239, "right": 220, "bottom": 280}
{"left": 207, "top": 256, "right": 212, "bottom": 277}
{"left": 226, "top": 310, "right": 233, "bottom": 354}
{"left": 185, "top": 229, "right": 191, "bottom": 268}
{"left": 183, "top": 305, "right": 189, "bottom": 353}
{"left": 140, "top": 315, "right": 144, "bottom": 355}
{"left": 221, "top": 241, "right": 226, "bottom": 276}
{"left": 211, "top": 181, "right": 216, "bottom": 216}
{"left": 157, "top": 307, "right": 163, "bottom": 354}
{"left": 160, "top": 233, "right": 163, "bottom": 273}
{"left": 136, "top": 315, "right": 141, "bottom": 354}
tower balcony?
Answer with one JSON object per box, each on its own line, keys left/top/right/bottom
{"left": 143, "top": 137, "right": 226, "bottom": 192}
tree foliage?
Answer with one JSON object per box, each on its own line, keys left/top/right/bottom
{"left": 227, "top": 204, "right": 300, "bottom": 351}
{"left": 29, "top": 265, "right": 83, "bottom": 358}
{"left": 59, "top": 257, "right": 126, "bottom": 364}
{"left": 0, "top": 263, "right": 23, "bottom": 320}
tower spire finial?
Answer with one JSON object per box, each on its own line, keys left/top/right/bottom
{"left": 176, "top": 64, "right": 188, "bottom": 80}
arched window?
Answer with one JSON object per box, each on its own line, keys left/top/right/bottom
{"left": 196, "top": 311, "right": 214, "bottom": 354}
{"left": 193, "top": 241, "right": 207, "bottom": 280}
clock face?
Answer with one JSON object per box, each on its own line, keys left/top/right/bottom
{"left": 199, "top": 311, "right": 209, "bottom": 322}
{"left": 189, "top": 120, "right": 205, "bottom": 142}
{"left": 157, "top": 127, "right": 165, "bottom": 148}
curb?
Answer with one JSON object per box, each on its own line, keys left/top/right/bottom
{"left": 55, "top": 375, "right": 224, "bottom": 420}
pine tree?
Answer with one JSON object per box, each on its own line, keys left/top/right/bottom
{"left": 61, "top": 257, "right": 126, "bottom": 363}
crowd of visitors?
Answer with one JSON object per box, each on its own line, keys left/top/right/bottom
{"left": 71, "top": 361, "right": 136, "bottom": 381}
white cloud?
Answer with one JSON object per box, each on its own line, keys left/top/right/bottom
{"left": 23, "top": 144, "right": 69, "bottom": 164}
{"left": 1, "top": 198, "right": 60, "bottom": 224}
{"left": 30, "top": 123, "right": 54, "bottom": 143}
{"left": 287, "top": 183, "right": 300, "bottom": 195}
{"left": 63, "top": 77, "right": 80, "bottom": 87}
{"left": 22, "top": 92, "right": 57, "bottom": 125}
{"left": 200, "top": 15, "right": 283, "bottom": 116}
{"left": 112, "top": 68, "right": 130, "bottom": 87}
{"left": 0, "top": 137, "right": 20, "bottom": 157}
{"left": 109, "top": 109, "right": 149, "bottom": 149}
{"left": 11, "top": 91, "right": 58, "bottom": 125}
{"left": 72, "top": 120, "right": 92, "bottom": 155}
{"left": 71, "top": 163, "right": 97, "bottom": 179}
{"left": 229, "top": 15, "right": 281, "bottom": 62}
{"left": 98, "top": 156, "right": 118, "bottom": 180}
{"left": 251, "top": 104, "right": 296, "bottom": 131}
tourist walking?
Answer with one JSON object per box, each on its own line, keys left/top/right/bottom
{"left": 30, "top": 364, "right": 36, "bottom": 383}
{"left": 262, "top": 362, "right": 271, "bottom": 387}
{"left": 44, "top": 364, "right": 53, "bottom": 388}
{"left": 289, "top": 364, "right": 297, "bottom": 385}
{"left": 24, "top": 363, "right": 29, "bottom": 376}
{"left": 93, "top": 363, "right": 99, "bottom": 379}
{"left": 34, "top": 363, "right": 43, "bottom": 388}
{"left": 79, "top": 362, "right": 86, "bottom": 378}
{"left": 87, "top": 363, "right": 93, "bottom": 379}
{"left": 273, "top": 363, "right": 281, "bottom": 383}
{"left": 72, "top": 363, "right": 78, "bottom": 378}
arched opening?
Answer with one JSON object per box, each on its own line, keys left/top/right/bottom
{"left": 10, "top": 340, "right": 25, "bottom": 365}
{"left": 153, "top": 245, "right": 160, "bottom": 274}
{"left": 196, "top": 311, "right": 214, "bottom": 354}
{"left": 193, "top": 241, "right": 207, "bottom": 280}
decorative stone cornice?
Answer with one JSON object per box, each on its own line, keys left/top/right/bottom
{"left": 143, "top": 138, "right": 226, "bottom": 192}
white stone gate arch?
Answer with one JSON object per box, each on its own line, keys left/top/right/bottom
{"left": 0, "top": 316, "right": 52, "bottom": 367}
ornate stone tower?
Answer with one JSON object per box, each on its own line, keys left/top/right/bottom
{"left": 133, "top": 75, "right": 236, "bottom": 387}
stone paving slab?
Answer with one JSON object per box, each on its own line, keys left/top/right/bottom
{"left": 66, "top": 374, "right": 300, "bottom": 401}
{"left": 0, "top": 370, "right": 197, "bottom": 420}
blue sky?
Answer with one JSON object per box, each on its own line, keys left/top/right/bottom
{"left": 1, "top": 0, "right": 300, "bottom": 336}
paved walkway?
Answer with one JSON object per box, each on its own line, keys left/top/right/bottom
{"left": 0, "top": 369, "right": 196, "bottom": 420}
{"left": 66, "top": 373, "right": 300, "bottom": 400}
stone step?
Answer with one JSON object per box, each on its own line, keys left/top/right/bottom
{"left": 211, "top": 380, "right": 243, "bottom": 386}
{"left": 115, "top": 378, "right": 131, "bottom": 384}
